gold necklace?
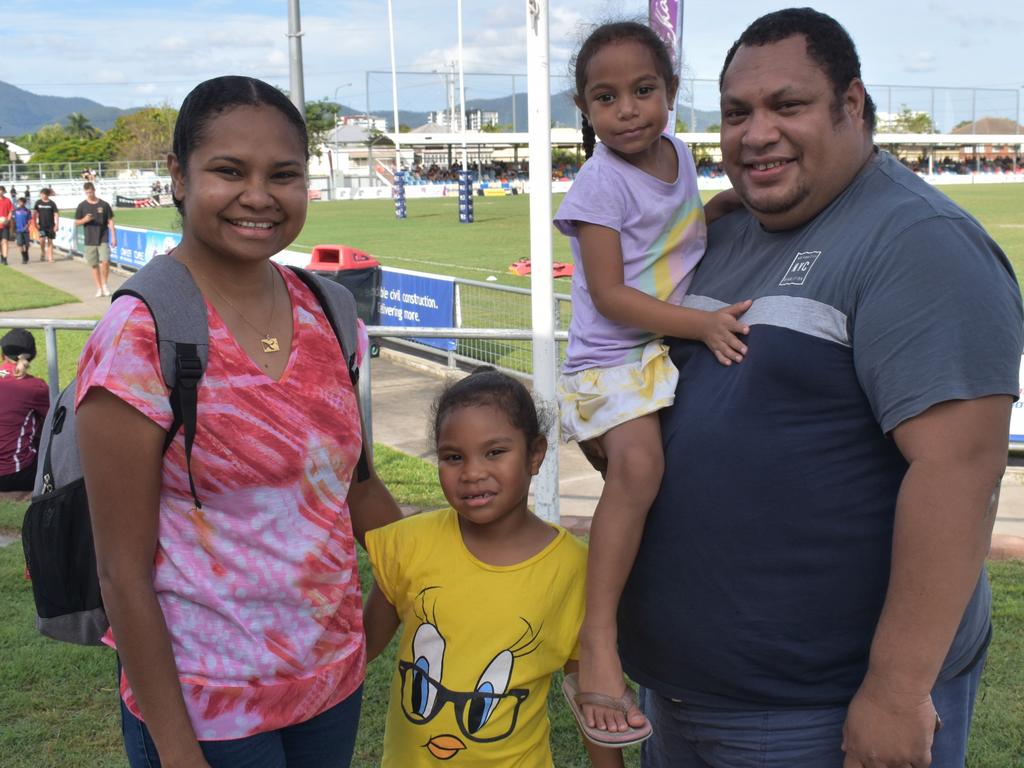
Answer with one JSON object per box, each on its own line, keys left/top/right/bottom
{"left": 207, "top": 266, "right": 280, "bottom": 353}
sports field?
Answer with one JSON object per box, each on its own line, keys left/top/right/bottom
{"left": 105, "top": 183, "right": 1024, "bottom": 293}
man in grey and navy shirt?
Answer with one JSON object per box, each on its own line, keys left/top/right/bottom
{"left": 619, "top": 8, "right": 1023, "bottom": 768}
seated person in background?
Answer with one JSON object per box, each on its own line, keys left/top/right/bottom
{"left": 0, "top": 329, "right": 50, "bottom": 492}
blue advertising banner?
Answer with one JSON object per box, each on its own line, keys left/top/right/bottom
{"left": 378, "top": 267, "right": 455, "bottom": 351}
{"left": 145, "top": 230, "right": 181, "bottom": 262}
{"left": 108, "top": 226, "right": 181, "bottom": 268}
{"left": 113, "top": 227, "right": 148, "bottom": 269}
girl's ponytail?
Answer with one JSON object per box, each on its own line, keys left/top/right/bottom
{"left": 14, "top": 354, "right": 31, "bottom": 378}
{"left": 581, "top": 116, "right": 596, "bottom": 159}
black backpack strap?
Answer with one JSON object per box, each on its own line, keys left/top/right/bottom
{"left": 287, "top": 266, "right": 370, "bottom": 482}
{"left": 113, "top": 253, "right": 209, "bottom": 506}
{"left": 168, "top": 344, "right": 204, "bottom": 509}
{"left": 38, "top": 385, "right": 72, "bottom": 495}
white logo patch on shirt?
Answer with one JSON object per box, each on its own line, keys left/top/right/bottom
{"left": 780, "top": 251, "right": 821, "bottom": 286}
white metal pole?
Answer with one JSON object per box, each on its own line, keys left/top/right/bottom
{"left": 456, "top": 0, "right": 469, "bottom": 172}
{"left": 287, "top": 0, "right": 305, "bottom": 119}
{"left": 526, "top": 0, "right": 558, "bottom": 522}
{"left": 387, "top": 0, "right": 402, "bottom": 169}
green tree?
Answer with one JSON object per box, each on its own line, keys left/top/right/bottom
{"left": 106, "top": 107, "right": 177, "bottom": 160}
{"left": 65, "top": 112, "right": 98, "bottom": 139}
{"left": 366, "top": 127, "right": 394, "bottom": 147}
{"left": 480, "top": 123, "right": 512, "bottom": 133}
{"left": 17, "top": 123, "right": 70, "bottom": 152}
{"left": 891, "top": 106, "right": 935, "bottom": 134}
{"left": 304, "top": 98, "right": 342, "bottom": 158}
{"left": 706, "top": 123, "right": 721, "bottom": 132}
{"left": 30, "top": 135, "right": 116, "bottom": 164}
{"left": 674, "top": 116, "right": 689, "bottom": 133}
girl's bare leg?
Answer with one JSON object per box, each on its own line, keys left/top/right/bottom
{"left": 578, "top": 413, "right": 663, "bottom": 733}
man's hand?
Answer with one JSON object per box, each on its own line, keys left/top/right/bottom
{"left": 703, "top": 187, "right": 744, "bottom": 224}
{"left": 698, "top": 300, "right": 751, "bottom": 365}
{"left": 841, "top": 671, "right": 941, "bottom": 767}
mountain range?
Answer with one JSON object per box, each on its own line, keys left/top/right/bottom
{"left": 342, "top": 91, "right": 721, "bottom": 132}
{"left": 0, "top": 79, "right": 722, "bottom": 138}
{"left": 0, "top": 81, "right": 135, "bottom": 138}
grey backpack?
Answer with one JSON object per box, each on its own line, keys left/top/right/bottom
{"left": 22, "top": 253, "right": 365, "bottom": 645}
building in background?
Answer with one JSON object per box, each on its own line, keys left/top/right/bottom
{"left": 426, "top": 108, "right": 500, "bottom": 132}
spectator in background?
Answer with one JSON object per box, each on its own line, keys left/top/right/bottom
{"left": 0, "top": 330, "right": 50, "bottom": 492}
{"left": 33, "top": 188, "right": 59, "bottom": 263}
{"left": 0, "top": 186, "right": 13, "bottom": 266}
{"left": 13, "top": 197, "right": 32, "bottom": 264}
{"left": 74, "top": 181, "right": 116, "bottom": 297}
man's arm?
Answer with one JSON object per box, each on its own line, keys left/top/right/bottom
{"left": 107, "top": 205, "right": 117, "bottom": 247}
{"left": 841, "top": 395, "right": 1010, "bottom": 768}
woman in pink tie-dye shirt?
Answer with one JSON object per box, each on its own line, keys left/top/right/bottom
{"left": 76, "top": 76, "right": 401, "bottom": 768}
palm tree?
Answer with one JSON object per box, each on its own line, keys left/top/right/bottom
{"left": 65, "top": 113, "right": 98, "bottom": 139}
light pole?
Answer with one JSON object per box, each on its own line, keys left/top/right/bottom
{"left": 333, "top": 83, "right": 353, "bottom": 108}
{"left": 286, "top": 0, "right": 305, "bottom": 118}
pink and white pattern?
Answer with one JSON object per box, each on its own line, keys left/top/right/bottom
{"left": 76, "top": 265, "right": 367, "bottom": 739}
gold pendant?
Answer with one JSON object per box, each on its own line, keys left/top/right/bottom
{"left": 261, "top": 336, "right": 280, "bottom": 353}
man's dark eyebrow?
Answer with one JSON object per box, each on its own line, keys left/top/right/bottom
{"left": 723, "top": 85, "right": 805, "bottom": 106}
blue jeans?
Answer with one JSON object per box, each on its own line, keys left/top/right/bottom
{"left": 120, "top": 686, "right": 362, "bottom": 768}
{"left": 639, "top": 656, "right": 984, "bottom": 768}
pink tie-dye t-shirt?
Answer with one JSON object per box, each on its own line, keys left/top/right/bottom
{"left": 76, "top": 264, "right": 367, "bottom": 740}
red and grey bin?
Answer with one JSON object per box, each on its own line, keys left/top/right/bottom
{"left": 307, "top": 245, "right": 382, "bottom": 326}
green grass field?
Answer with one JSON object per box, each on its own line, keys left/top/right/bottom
{"left": 0, "top": 268, "right": 78, "bottom": 312}
{"left": 103, "top": 183, "right": 1024, "bottom": 293}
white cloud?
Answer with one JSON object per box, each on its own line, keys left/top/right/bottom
{"left": 901, "top": 51, "right": 938, "bottom": 74}
{"left": 158, "top": 36, "right": 189, "bottom": 53}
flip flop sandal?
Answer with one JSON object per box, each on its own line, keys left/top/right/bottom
{"left": 561, "top": 672, "right": 653, "bottom": 748}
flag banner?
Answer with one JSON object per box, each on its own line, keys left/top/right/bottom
{"left": 649, "top": 0, "right": 683, "bottom": 67}
{"left": 650, "top": 0, "right": 684, "bottom": 131}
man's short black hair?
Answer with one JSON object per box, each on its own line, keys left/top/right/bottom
{"left": 719, "top": 7, "right": 876, "bottom": 132}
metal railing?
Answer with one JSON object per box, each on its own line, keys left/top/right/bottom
{"left": 6, "top": 318, "right": 1024, "bottom": 456}
{"left": 385, "top": 276, "right": 572, "bottom": 377}
{"left": 0, "top": 318, "right": 568, "bottom": 458}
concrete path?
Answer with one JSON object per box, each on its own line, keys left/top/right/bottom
{"left": 2, "top": 242, "right": 1022, "bottom": 556}
{"left": 1, "top": 248, "right": 127, "bottom": 318}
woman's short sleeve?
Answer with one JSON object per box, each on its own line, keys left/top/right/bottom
{"left": 74, "top": 297, "right": 174, "bottom": 430}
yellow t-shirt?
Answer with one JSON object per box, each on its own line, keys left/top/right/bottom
{"left": 366, "top": 508, "right": 588, "bottom": 767}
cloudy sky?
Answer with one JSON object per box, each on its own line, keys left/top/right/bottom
{"left": 6, "top": 0, "right": 1022, "bottom": 123}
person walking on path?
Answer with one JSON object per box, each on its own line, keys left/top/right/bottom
{"left": 33, "top": 187, "right": 59, "bottom": 262}
{"left": 616, "top": 8, "right": 1023, "bottom": 768}
{"left": 13, "top": 198, "right": 32, "bottom": 264}
{"left": 74, "top": 181, "right": 116, "bottom": 296}
{"left": 0, "top": 186, "right": 13, "bottom": 266}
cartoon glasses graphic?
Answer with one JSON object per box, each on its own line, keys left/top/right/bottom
{"left": 398, "top": 659, "right": 530, "bottom": 742}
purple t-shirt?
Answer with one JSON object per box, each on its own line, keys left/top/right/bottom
{"left": 554, "top": 135, "right": 706, "bottom": 372}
